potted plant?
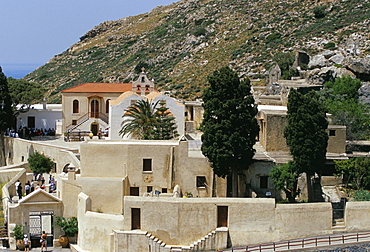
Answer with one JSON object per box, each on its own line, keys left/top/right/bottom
{"left": 13, "top": 224, "right": 25, "bottom": 250}
{"left": 54, "top": 216, "right": 78, "bottom": 247}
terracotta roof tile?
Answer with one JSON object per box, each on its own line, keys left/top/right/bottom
{"left": 62, "top": 83, "right": 132, "bottom": 93}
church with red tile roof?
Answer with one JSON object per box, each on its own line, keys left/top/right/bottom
{"left": 61, "top": 71, "right": 184, "bottom": 138}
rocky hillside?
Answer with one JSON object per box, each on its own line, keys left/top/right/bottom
{"left": 24, "top": 0, "right": 370, "bottom": 103}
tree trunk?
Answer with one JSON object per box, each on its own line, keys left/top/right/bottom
{"left": 306, "top": 173, "right": 314, "bottom": 202}
{"left": 232, "top": 169, "right": 238, "bottom": 197}
{"left": 0, "top": 132, "right": 6, "bottom": 167}
{"left": 212, "top": 173, "right": 216, "bottom": 197}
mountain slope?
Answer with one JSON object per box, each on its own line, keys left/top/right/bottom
{"left": 24, "top": 0, "right": 370, "bottom": 102}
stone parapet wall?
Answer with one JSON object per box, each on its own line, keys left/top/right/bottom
{"left": 76, "top": 194, "right": 370, "bottom": 251}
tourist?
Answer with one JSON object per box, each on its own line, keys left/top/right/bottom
{"left": 15, "top": 180, "right": 20, "bottom": 193}
{"left": 25, "top": 181, "right": 31, "bottom": 195}
{"left": 40, "top": 231, "right": 47, "bottom": 251}
{"left": 23, "top": 234, "right": 30, "bottom": 252}
{"left": 17, "top": 183, "right": 22, "bottom": 199}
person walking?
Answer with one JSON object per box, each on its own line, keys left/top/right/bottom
{"left": 17, "top": 183, "right": 22, "bottom": 199}
{"left": 40, "top": 230, "right": 47, "bottom": 251}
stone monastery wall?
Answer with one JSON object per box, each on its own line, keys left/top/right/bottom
{"left": 77, "top": 194, "right": 370, "bottom": 252}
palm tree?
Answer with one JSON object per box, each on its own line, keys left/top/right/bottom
{"left": 119, "top": 100, "right": 158, "bottom": 139}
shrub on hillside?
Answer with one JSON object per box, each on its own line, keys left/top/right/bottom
{"left": 313, "top": 6, "right": 327, "bottom": 19}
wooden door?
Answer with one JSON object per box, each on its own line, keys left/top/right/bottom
{"left": 217, "top": 206, "right": 228, "bottom": 227}
{"left": 131, "top": 208, "right": 141, "bottom": 230}
{"left": 28, "top": 116, "right": 35, "bottom": 128}
{"left": 90, "top": 100, "right": 99, "bottom": 118}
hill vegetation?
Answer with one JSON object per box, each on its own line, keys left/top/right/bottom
{"left": 23, "top": 0, "right": 370, "bottom": 103}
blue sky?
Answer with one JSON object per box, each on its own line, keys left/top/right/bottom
{"left": 0, "top": 0, "right": 176, "bottom": 77}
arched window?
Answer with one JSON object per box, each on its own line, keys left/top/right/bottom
{"left": 106, "top": 99, "right": 111, "bottom": 113}
{"left": 136, "top": 85, "right": 141, "bottom": 94}
{"left": 141, "top": 76, "right": 145, "bottom": 82}
{"left": 145, "top": 85, "right": 150, "bottom": 94}
{"left": 73, "top": 100, "right": 79, "bottom": 113}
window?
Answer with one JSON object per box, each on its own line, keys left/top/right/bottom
{"left": 136, "top": 85, "right": 141, "bottom": 94}
{"left": 147, "top": 186, "right": 153, "bottom": 193}
{"left": 72, "top": 120, "right": 77, "bottom": 125}
{"left": 260, "top": 176, "right": 268, "bottom": 189}
{"left": 21, "top": 156, "right": 24, "bottom": 162}
{"left": 143, "top": 159, "right": 152, "bottom": 172}
{"left": 105, "top": 99, "right": 110, "bottom": 113}
{"left": 145, "top": 85, "right": 150, "bottom": 93}
{"left": 196, "top": 176, "right": 206, "bottom": 188}
{"left": 162, "top": 188, "right": 168, "bottom": 193}
{"left": 130, "top": 187, "right": 139, "bottom": 196}
{"left": 329, "top": 130, "right": 336, "bottom": 136}
{"left": 73, "top": 100, "right": 79, "bottom": 113}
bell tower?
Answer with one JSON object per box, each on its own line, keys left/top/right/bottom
{"left": 132, "top": 68, "right": 154, "bottom": 96}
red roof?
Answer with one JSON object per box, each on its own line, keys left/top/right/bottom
{"left": 62, "top": 83, "right": 132, "bottom": 93}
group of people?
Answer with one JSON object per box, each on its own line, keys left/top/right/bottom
{"left": 15, "top": 175, "right": 57, "bottom": 199}
{"left": 15, "top": 180, "right": 34, "bottom": 199}
{"left": 4, "top": 127, "right": 56, "bottom": 140}
{"left": 22, "top": 230, "right": 47, "bottom": 251}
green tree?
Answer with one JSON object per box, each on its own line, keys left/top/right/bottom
{"left": 284, "top": 89, "right": 328, "bottom": 202}
{"left": 0, "top": 67, "right": 13, "bottom": 166}
{"left": 153, "top": 101, "right": 179, "bottom": 140}
{"left": 120, "top": 99, "right": 179, "bottom": 140}
{"left": 270, "top": 161, "right": 299, "bottom": 203}
{"left": 320, "top": 76, "right": 369, "bottom": 140}
{"left": 334, "top": 157, "right": 370, "bottom": 190}
{"left": 201, "top": 66, "right": 259, "bottom": 197}
{"left": 7, "top": 77, "right": 46, "bottom": 116}
{"left": 28, "top": 151, "right": 54, "bottom": 174}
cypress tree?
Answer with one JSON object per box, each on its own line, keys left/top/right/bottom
{"left": 284, "top": 89, "right": 328, "bottom": 201}
{"left": 201, "top": 66, "right": 259, "bottom": 197}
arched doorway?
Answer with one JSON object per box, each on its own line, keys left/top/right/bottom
{"left": 90, "top": 100, "right": 99, "bottom": 118}
{"left": 91, "top": 122, "right": 99, "bottom": 136}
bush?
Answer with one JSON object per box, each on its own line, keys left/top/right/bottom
{"left": 353, "top": 190, "right": 370, "bottom": 201}
{"left": 13, "top": 224, "right": 23, "bottom": 240}
{"left": 193, "top": 27, "right": 207, "bottom": 37}
{"left": 265, "top": 32, "right": 282, "bottom": 44}
{"left": 324, "top": 42, "right": 336, "bottom": 50}
{"left": 54, "top": 216, "right": 78, "bottom": 237}
{"left": 313, "top": 6, "right": 327, "bottom": 19}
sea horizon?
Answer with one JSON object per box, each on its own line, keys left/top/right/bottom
{"left": 1, "top": 63, "right": 43, "bottom": 79}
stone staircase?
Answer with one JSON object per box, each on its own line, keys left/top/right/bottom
{"left": 332, "top": 218, "right": 346, "bottom": 233}
{"left": 145, "top": 227, "right": 228, "bottom": 252}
